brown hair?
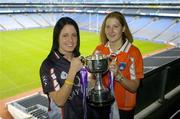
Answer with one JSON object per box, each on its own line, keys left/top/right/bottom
{"left": 100, "top": 11, "right": 133, "bottom": 45}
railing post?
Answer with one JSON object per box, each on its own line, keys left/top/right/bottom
{"left": 159, "top": 66, "right": 170, "bottom": 103}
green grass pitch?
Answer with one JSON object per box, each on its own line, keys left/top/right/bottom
{"left": 0, "top": 27, "right": 169, "bottom": 99}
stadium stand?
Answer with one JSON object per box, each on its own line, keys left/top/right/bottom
{"left": 12, "top": 14, "right": 40, "bottom": 28}
{"left": 28, "top": 14, "right": 50, "bottom": 27}
{"left": 133, "top": 17, "right": 174, "bottom": 41}
{"left": 0, "top": 1, "right": 179, "bottom": 46}
{"left": 154, "top": 20, "right": 180, "bottom": 44}
{"left": 0, "top": 14, "right": 23, "bottom": 30}
{"left": 128, "top": 16, "right": 152, "bottom": 33}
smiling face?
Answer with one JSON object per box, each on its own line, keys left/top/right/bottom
{"left": 105, "top": 17, "right": 125, "bottom": 43}
{"left": 58, "top": 24, "right": 77, "bottom": 55}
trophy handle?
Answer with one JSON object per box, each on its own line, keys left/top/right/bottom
{"left": 79, "top": 56, "right": 87, "bottom": 66}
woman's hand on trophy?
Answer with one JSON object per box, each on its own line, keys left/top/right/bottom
{"left": 69, "top": 57, "right": 83, "bottom": 75}
{"left": 109, "top": 60, "right": 124, "bottom": 83}
{"left": 109, "top": 59, "right": 118, "bottom": 75}
{"left": 114, "top": 70, "right": 123, "bottom": 83}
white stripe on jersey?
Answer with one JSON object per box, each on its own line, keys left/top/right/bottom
{"left": 130, "top": 57, "right": 136, "bottom": 80}
{"left": 50, "top": 68, "right": 60, "bottom": 91}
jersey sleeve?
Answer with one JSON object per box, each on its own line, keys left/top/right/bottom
{"left": 133, "top": 47, "right": 144, "bottom": 80}
{"left": 40, "top": 61, "right": 57, "bottom": 94}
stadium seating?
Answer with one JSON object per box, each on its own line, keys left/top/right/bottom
{"left": 154, "top": 20, "right": 180, "bottom": 43}
{"left": 133, "top": 18, "right": 174, "bottom": 41}
{"left": 0, "top": 15, "right": 23, "bottom": 30}
{"left": 6, "top": 93, "right": 48, "bottom": 119}
{"left": 128, "top": 16, "right": 152, "bottom": 34}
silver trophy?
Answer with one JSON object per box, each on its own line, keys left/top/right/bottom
{"left": 81, "top": 54, "right": 114, "bottom": 107}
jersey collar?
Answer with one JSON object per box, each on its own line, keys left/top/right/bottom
{"left": 105, "top": 40, "right": 131, "bottom": 55}
{"left": 54, "top": 50, "right": 64, "bottom": 59}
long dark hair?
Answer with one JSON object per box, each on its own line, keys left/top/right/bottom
{"left": 49, "top": 17, "right": 80, "bottom": 57}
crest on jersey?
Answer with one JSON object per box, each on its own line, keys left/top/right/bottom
{"left": 60, "top": 71, "right": 67, "bottom": 80}
{"left": 119, "top": 62, "right": 126, "bottom": 71}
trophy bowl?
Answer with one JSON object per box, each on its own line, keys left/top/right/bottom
{"left": 85, "top": 55, "right": 109, "bottom": 73}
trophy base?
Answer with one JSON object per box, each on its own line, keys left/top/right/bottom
{"left": 87, "top": 97, "right": 115, "bottom": 107}
{"left": 87, "top": 89, "right": 115, "bottom": 107}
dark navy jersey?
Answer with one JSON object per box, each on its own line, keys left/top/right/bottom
{"left": 40, "top": 50, "right": 84, "bottom": 119}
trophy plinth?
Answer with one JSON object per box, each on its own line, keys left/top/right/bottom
{"left": 83, "top": 54, "right": 114, "bottom": 107}
{"left": 88, "top": 84, "right": 114, "bottom": 107}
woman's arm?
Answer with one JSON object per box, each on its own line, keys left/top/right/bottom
{"left": 49, "top": 57, "right": 83, "bottom": 107}
{"left": 115, "top": 70, "right": 140, "bottom": 93}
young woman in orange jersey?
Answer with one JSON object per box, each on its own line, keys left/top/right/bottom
{"left": 93, "top": 11, "right": 144, "bottom": 119}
